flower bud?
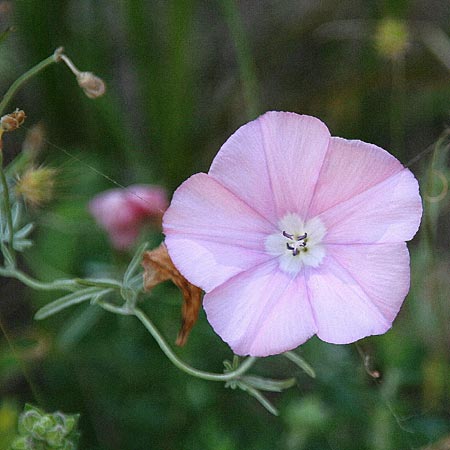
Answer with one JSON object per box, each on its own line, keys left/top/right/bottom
{"left": 13, "top": 404, "right": 80, "bottom": 450}
{"left": 58, "top": 52, "right": 106, "bottom": 99}
{"left": 76, "top": 71, "right": 106, "bottom": 99}
{"left": 89, "top": 184, "right": 168, "bottom": 250}
{"left": 1, "top": 109, "right": 26, "bottom": 132}
{"left": 15, "top": 166, "right": 57, "bottom": 207}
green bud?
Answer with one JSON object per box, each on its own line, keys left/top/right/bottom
{"left": 12, "top": 404, "right": 80, "bottom": 450}
{"left": 10, "top": 436, "right": 29, "bottom": 450}
{"left": 32, "top": 415, "right": 53, "bottom": 438}
{"left": 45, "top": 425, "right": 66, "bottom": 447}
{"left": 18, "top": 408, "right": 41, "bottom": 435}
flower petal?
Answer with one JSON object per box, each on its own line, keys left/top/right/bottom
{"left": 306, "top": 248, "right": 408, "bottom": 344}
{"left": 209, "top": 111, "right": 330, "bottom": 221}
{"left": 204, "top": 259, "right": 317, "bottom": 357}
{"left": 308, "top": 137, "right": 405, "bottom": 217}
{"left": 163, "top": 173, "right": 273, "bottom": 292}
{"left": 319, "top": 168, "right": 422, "bottom": 244}
{"left": 327, "top": 242, "right": 410, "bottom": 322}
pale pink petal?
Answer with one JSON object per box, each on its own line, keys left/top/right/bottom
{"left": 126, "top": 184, "right": 168, "bottom": 216}
{"left": 209, "top": 111, "right": 330, "bottom": 221}
{"left": 89, "top": 191, "right": 140, "bottom": 230}
{"left": 109, "top": 226, "right": 141, "bottom": 250}
{"left": 327, "top": 243, "right": 410, "bottom": 322}
{"left": 163, "top": 173, "right": 274, "bottom": 292}
{"left": 308, "top": 137, "right": 404, "bottom": 217}
{"left": 320, "top": 168, "right": 422, "bottom": 244}
{"left": 306, "top": 255, "right": 397, "bottom": 344}
{"left": 204, "top": 259, "right": 317, "bottom": 357}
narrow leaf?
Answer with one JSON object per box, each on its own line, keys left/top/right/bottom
{"left": 15, "top": 223, "right": 34, "bottom": 239}
{"left": 11, "top": 201, "right": 21, "bottom": 226}
{"left": 284, "top": 351, "right": 316, "bottom": 378}
{"left": 239, "top": 382, "right": 279, "bottom": 416}
{"left": 74, "top": 278, "right": 122, "bottom": 289}
{"left": 241, "top": 375, "right": 296, "bottom": 392}
{"left": 123, "top": 242, "right": 148, "bottom": 285}
{"left": 1, "top": 242, "right": 14, "bottom": 267}
{"left": 34, "top": 287, "right": 110, "bottom": 320}
{"left": 13, "top": 238, "right": 33, "bottom": 251}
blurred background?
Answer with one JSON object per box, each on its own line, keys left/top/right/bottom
{"left": 0, "top": 0, "right": 449, "bottom": 449}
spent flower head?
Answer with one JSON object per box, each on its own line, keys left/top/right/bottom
{"left": 1, "top": 109, "right": 26, "bottom": 133}
{"left": 163, "top": 111, "right": 422, "bottom": 357}
{"left": 15, "top": 166, "right": 57, "bottom": 207}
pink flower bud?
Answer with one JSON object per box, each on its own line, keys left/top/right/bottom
{"left": 89, "top": 185, "right": 168, "bottom": 250}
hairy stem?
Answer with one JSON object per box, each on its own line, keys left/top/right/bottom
{"left": 0, "top": 267, "right": 78, "bottom": 291}
{"left": 134, "top": 307, "right": 256, "bottom": 381}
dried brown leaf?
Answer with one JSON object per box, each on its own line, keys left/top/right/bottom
{"left": 142, "top": 243, "right": 203, "bottom": 346}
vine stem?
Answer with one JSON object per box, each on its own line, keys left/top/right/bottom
{"left": 0, "top": 267, "right": 78, "bottom": 291}
{"left": 0, "top": 48, "right": 63, "bottom": 115}
{"left": 134, "top": 307, "right": 257, "bottom": 382}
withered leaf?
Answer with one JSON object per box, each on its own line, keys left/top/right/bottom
{"left": 142, "top": 243, "right": 203, "bottom": 346}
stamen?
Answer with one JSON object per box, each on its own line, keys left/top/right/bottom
{"left": 283, "top": 230, "right": 308, "bottom": 256}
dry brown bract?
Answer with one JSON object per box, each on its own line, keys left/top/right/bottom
{"left": 142, "top": 243, "right": 203, "bottom": 346}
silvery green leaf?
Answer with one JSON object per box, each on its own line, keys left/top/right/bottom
{"left": 34, "top": 287, "right": 111, "bottom": 320}
{"left": 284, "top": 351, "right": 316, "bottom": 378}
{"left": 241, "top": 375, "right": 296, "bottom": 392}
{"left": 123, "top": 242, "right": 148, "bottom": 285}
{"left": 15, "top": 222, "right": 34, "bottom": 239}
{"left": 74, "top": 278, "right": 122, "bottom": 289}
{"left": 1, "top": 242, "right": 14, "bottom": 267}
{"left": 13, "top": 238, "right": 33, "bottom": 251}
{"left": 237, "top": 382, "right": 279, "bottom": 416}
{"left": 11, "top": 201, "right": 21, "bottom": 226}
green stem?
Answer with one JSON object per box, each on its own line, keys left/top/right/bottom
{"left": 0, "top": 267, "right": 78, "bottom": 291}
{"left": 0, "top": 153, "right": 15, "bottom": 259}
{"left": 0, "top": 48, "right": 62, "bottom": 115}
{"left": 134, "top": 307, "right": 257, "bottom": 381}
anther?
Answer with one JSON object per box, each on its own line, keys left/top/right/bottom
{"left": 283, "top": 231, "right": 308, "bottom": 256}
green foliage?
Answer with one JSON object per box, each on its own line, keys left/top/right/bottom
{"left": 10, "top": 404, "right": 79, "bottom": 450}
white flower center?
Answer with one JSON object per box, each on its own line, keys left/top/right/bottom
{"left": 265, "top": 213, "right": 326, "bottom": 274}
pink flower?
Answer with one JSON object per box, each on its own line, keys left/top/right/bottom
{"left": 89, "top": 184, "right": 168, "bottom": 250}
{"left": 163, "top": 112, "right": 422, "bottom": 357}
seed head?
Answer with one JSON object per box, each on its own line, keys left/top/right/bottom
{"left": 1, "top": 109, "right": 26, "bottom": 132}
{"left": 15, "top": 166, "right": 57, "bottom": 207}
